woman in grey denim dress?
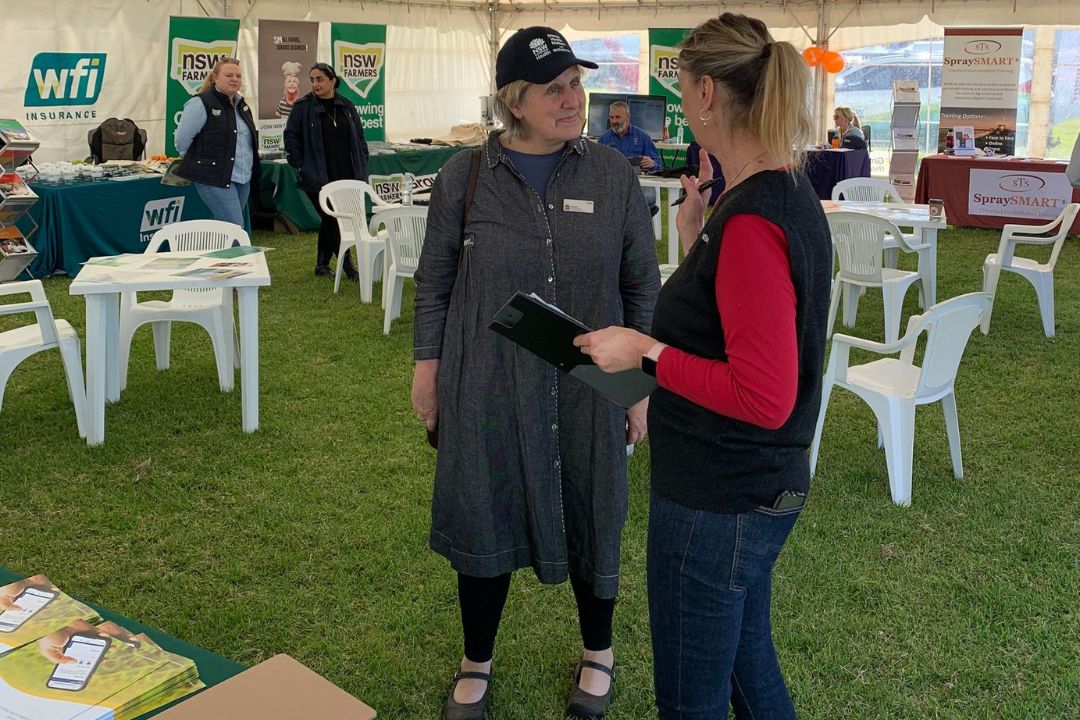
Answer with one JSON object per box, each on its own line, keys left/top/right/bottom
{"left": 411, "top": 26, "right": 659, "bottom": 720}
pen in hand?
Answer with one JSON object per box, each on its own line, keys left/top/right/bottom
{"left": 671, "top": 176, "right": 723, "bottom": 206}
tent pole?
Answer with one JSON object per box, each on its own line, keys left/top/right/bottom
{"left": 814, "top": 0, "right": 830, "bottom": 144}
{"left": 489, "top": 2, "right": 499, "bottom": 95}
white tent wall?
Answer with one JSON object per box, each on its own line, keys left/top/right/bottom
{"left": 2, "top": 0, "right": 1077, "bottom": 161}
{"left": 0, "top": 1, "right": 175, "bottom": 163}
{"left": 230, "top": 0, "right": 491, "bottom": 142}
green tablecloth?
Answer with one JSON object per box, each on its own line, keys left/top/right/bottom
{"left": 259, "top": 145, "right": 469, "bottom": 232}
{"left": 24, "top": 177, "right": 216, "bottom": 278}
{"left": 0, "top": 567, "right": 244, "bottom": 718}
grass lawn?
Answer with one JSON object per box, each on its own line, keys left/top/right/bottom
{"left": 1, "top": 223, "right": 1078, "bottom": 718}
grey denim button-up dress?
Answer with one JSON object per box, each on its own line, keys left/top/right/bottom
{"left": 413, "top": 132, "right": 660, "bottom": 599}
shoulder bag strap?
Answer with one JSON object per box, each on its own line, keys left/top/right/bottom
{"left": 461, "top": 148, "right": 482, "bottom": 246}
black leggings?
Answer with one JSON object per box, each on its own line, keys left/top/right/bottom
{"left": 304, "top": 190, "right": 342, "bottom": 262}
{"left": 457, "top": 572, "right": 615, "bottom": 663}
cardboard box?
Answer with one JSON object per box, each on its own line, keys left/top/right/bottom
{"left": 155, "top": 654, "right": 376, "bottom": 720}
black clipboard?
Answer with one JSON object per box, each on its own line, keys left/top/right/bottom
{"left": 489, "top": 292, "right": 657, "bottom": 409}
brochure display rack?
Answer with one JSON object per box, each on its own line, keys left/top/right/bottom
{"left": 0, "top": 119, "right": 39, "bottom": 281}
{"left": 889, "top": 81, "right": 921, "bottom": 203}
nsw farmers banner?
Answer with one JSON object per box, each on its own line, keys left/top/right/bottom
{"left": 330, "top": 23, "right": 387, "bottom": 142}
{"left": 165, "top": 17, "right": 240, "bottom": 157}
{"left": 648, "top": 29, "right": 691, "bottom": 144}
{"left": 939, "top": 28, "right": 1023, "bottom": 155}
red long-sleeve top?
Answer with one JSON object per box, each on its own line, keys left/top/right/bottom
{"left": 654, "top": 213, "right": 798, "bottom": 430}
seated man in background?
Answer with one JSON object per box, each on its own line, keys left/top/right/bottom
{"left": 599, "top": 101, "right": 661, "bottom": 174}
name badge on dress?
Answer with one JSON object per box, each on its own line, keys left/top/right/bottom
{"left": 563, "top": 199, "right": 594, "bottom": 214}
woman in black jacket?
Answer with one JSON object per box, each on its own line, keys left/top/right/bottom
{"left": 284, "top": 63, "right": 370, "bottom": 278}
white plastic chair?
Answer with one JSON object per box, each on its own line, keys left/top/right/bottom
{"left": 832, "top": 178, "right": 921, "bottom": 268}
{"left": 0, "top": 280, "right": 86, "bottom": 437}
{"left": 370, "top": 206, "right": 428, "bottom": 334}
{"left": 826, "top": 211, "right": 931, "bottom": 343}
{"left": 981, "top": 202, "right": 1079, "bottom": 338}
{"left": 810, "top": 292, "right": 991, "bottom": 506}
{"left": 319, "top": 180, "right": 394, "bottom": 301}
{"left": 118, "top": 220, "right": 249, "bottom": 393}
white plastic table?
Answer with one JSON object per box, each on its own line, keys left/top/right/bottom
{"left": 69, "top": 252, "right": 271, "bottom": 446}
{"left": 638, "top": 175, "right": 684, "bottom": 267}
{"left": 821, "top": 200, "right": 948, "bottom": 306}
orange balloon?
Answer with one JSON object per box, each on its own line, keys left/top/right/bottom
{"left": 802, "top": 46, "right": 824, "bottom": 67}
{"left": 822, "top": 51, "right": 845, "bottom": 73}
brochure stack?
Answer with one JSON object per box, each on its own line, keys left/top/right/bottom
{"left": 889, "top": 81, "right": 921, "bottom": 202}
{"left": 0, "top": 119, "right": 39, "bottom": 282}
{"left": 0, "top": 576, "right": 204, "bottom": 720}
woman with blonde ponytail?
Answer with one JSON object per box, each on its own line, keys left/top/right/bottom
{"left": 834, "top": 106, "right": 867, "bottom": 149}
{"left": 575, "top": 13, "right": 832, "bottom": 718}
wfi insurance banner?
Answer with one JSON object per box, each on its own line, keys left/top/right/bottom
{"left": 330, "top": 23, "right": 387, "bottom": 141}
{"left": 257, "top": 19, "right": 319, "bottom": 154}
{"left": 938, "top": 28, "right": 1022, "bottom": 155}
{"left": 648, "top": 29, "right": 692, "bottom": 144}
{"left": 166, "top": 17, "right": 240, "bottom": 157}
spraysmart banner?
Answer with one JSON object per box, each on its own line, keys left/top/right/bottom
{"left": 165, "top": 17, "right": 240, "bottom": 157}
{"left": 648, "top": 29, "right": 691, "bottom": 144}
{"left": 968, "top": 168, "right": 1074, "bottom": 221}
{"left": 331, "top": 23, "right": 387, "bottom": 142}
{"left": 939, "top": 28, "right": 1023, "bottom": 155}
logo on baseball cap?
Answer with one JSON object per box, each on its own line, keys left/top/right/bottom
{"left": 496, "top": 26, "right": 598, "bottom": 89}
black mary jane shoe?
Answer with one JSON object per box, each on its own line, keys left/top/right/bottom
{"left": 442, "top": 669, "right": 492, "bottom": 720}
{"left": 565, "top": 660, "right": 616, "bottom": 719}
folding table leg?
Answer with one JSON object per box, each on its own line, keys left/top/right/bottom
{"left": 236, "top": 286, "right": 260, "bottom": 433}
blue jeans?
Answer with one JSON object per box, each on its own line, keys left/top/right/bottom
{"left": 194, "top": 181, "right": 250, "bottom": 227}
{"left": 647, "top": 489, "right": 801, "bottom": 720}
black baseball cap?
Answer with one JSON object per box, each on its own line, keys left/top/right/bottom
{"left": 496, "top": 26, "right": 598, "bottom": 89}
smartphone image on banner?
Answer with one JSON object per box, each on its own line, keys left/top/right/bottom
{"left": 46, "top": 635, "right": 110, "bottom": 691}
{"left": 0, "top": 587, "right": 57, "bottom": 632}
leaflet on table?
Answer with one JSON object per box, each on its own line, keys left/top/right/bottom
{"left": 0, "top": 576, "right": 100, "bottom": 656}
{"left": 952, "top": 125, "right": 977, "bottom": 156}
{"left": 0, "top": 619, "right": 194, "bottom": 720}
{"left": 142, "top": 257, "right": 199, "bottom": 271}
{"left": 172, "top": 266, "right": 251, "bottom": 280}
{"left": 201, "top": 245, "right": 273, "bottom": 259}
{"left": 67, "top": 626, "right": 202, "bottom": 720}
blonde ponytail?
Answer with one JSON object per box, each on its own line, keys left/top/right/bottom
{"left": 835, "top": 106, "right": 860, "bottom": 129}
{"left": 679, "top": 13, "right": 812, "bottom": 170}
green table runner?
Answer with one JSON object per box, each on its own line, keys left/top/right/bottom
{"left": 0, "top": 567, "right": 244, "bottom": 718}
{"left": 260, "top": 145, "right": 469, "bottom": 232}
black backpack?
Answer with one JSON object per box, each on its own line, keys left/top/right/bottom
{"left": 89, "top": 117, "right": 146, "bottom": 163}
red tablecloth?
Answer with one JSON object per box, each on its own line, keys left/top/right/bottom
{"left": 915, "top": 154, "right": 1080, "bottom": 234}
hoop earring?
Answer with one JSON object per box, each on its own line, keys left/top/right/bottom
{"left": 699, "top": 109, "right": 712, "bottom": 127}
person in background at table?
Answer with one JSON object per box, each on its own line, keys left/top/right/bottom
{"left": 833, "top": 106, "right": 866, "bottom": 150}
{"left": 599, "top": 101, "right": 662, "bottom": 174}
{"left": 1067, "top": 133, "right": 1080, "bottom": 189}
{"left": 174, "top": 58, "right": 259, "bottom": 228}
{"left": 411, "top": 25, "right": 659, "bottom": 720}
{"left": 687, "top": 140, "right": 725, "bottom": 204}
{"left": 284, "top": 62, "right": 370, "bottom": 279}
{"left": 574, "top": 12, "right": 832, "bottom": 719}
